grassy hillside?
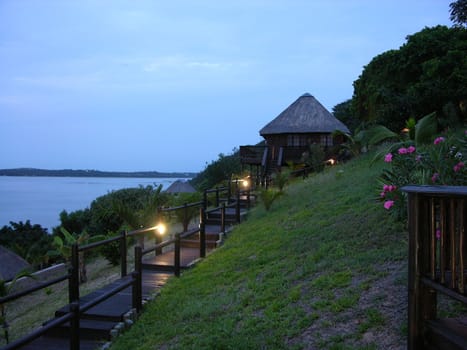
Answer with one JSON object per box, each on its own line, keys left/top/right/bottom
{"left": 111, "top": 153, "right": 408, "bottom": 350}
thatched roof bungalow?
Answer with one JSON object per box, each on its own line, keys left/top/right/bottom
{"left": 260, "top": 92, "right": 349, "bottom": 143}
{"left": 240, "top": 93, "right": 350, "bottom": 177}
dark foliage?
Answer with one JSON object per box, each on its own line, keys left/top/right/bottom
{"left": 332, "top": 99, "right": 360, "bottom": 134}
{"left": 190, "top": 149, "right": 242, "bottom": 191}
{"left": 352, "top": 25, "right": 467, "bottom": 131}
{"left": 450, "top": 0, "right": 467, "bottom": 27}
{"left": 0, "top": 221, "right": 53, "bottom": 269}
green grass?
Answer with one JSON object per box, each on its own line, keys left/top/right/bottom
{"left": 0, "top": 156, "right": 410, "bottom": 349}
{"left": 110, "top": 153, "right": 409, "bottom": 349}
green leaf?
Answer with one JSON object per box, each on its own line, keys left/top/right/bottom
{"left": 415, "top": 112, "right": 438, "bottom": 145}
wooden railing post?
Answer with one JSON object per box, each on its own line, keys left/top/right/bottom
{"left": 69, "top": 244, "right": 80, "bottom": 303}
{"left": 133, "top": 246, "right": 142, "bottom": 313}
{"left": 155, "top": 208, "right": 163, "bottom": 255}
{"left": 203, "top": 190, "right": 207, "bottom": 210}
{"left": 183, "top": 203, "right": 188, "bottom": 232}
{"left": 70, "top": 301, "right": 80, "bottom": 350}
{"left": 120, "top": 230, "right": 127, "bottom": 277}
{"left": 174, "top": 233, "right": 181, "bottom": 277}
{"left": 200, "top": 208, "right": 206, "bottom": 258}
{"left": 215, "top": 187, "right": 220, "bottom": 207}
{"left": 221, "top": 203, "right": 226, "bottom": 233}
{"left": 236, "top": 190, "right": 241, "bottom": 223}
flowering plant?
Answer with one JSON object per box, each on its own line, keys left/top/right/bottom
{"left": 378, "top": 130, "right": 467, "bottom": 220}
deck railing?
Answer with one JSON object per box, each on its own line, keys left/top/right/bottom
{"left": 402, "top": 185, "right": 467, "bottom": 350}
{"left": 1, "top": 182, "right": 254, "bottom": 350}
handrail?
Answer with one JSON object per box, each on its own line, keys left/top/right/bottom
{"left": 0, "top": 273, "right": 69, "bottom": 305}
{"left": 1, "top": 306, "right": 77, "bottom": 350}
{"left": 159, "top": 201, "right": 204, "bottom": 212}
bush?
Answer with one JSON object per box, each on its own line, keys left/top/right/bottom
{"left": 379, "top": 129, "right": 467, "bottom": 220}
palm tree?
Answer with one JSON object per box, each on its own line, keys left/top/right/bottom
{"left": 48, "top": 228, "right": 103, "bottom": 284}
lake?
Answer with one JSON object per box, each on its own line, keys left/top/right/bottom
{"left": 0, "top": 176, "right": 184, "bottom": 232}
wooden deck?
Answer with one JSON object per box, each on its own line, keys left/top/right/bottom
{"left": 7, "top": 193, "right": 254, "bottom": 350}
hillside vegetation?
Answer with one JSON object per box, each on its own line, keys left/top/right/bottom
{"left": 111, "top": 153, "right": 409, "bottom": 349}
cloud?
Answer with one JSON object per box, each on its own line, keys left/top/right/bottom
{"left": 143, "top": 55, "right": 233, "bottom": 73}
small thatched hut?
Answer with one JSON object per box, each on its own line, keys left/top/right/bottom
{"left": 0, "top": 245, "right": 31, "bottom": 281}
{"left": 165, "top": 180, "right": 196, "bottom": 194}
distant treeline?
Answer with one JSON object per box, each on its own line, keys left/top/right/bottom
{"left": 0, "top": 168, "right": 197, "bottom": 178}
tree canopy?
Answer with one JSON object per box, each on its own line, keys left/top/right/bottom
{"left": 450, "top": 0, "right": 467, "bottom": 27}
{"left": 351, "top": 25, "right": 467, "bottom": 132}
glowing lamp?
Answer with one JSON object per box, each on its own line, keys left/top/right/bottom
{"left": 155, "top": 223, "right": 166, "bottom": 235}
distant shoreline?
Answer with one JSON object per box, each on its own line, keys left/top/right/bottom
{"left": 0, "top": 168, "right": 197, "bottom": 178}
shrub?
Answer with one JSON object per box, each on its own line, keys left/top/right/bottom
{"left": 259, "top": 188, "right": 282, "bottom": 211}
{"left": 379, "top": 130, "right": 467, "bottom": 220}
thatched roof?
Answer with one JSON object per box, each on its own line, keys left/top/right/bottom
{"left": 165, "top": 180, "right": 196, "bottom": 194}
{"left": 0, "top": 245, "right": 31, "bottom": 281}
{"left": 260, "top": 93, "right": 350, "bottom": 136}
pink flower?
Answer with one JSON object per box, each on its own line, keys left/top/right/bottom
{"left": 383, "top": 184, "right": 396, "bottom": 192}
{"left": 436, "top": 229, "right": 441, "bottom": 240}
{"left": 384, "top": 153, "right": 393, "bottom": 162}
{"left": 380, "top": 191, "right": 386, "bottom": 198}
{"left": 398, "top": 147, "right": 408, "bottom": 154}
{"left": 407, "top": 146, "right": 416, "bottom": 153}
{"left": 384, "top": 200, "right": 395, "bottom": 210}
{"left": 454, "top": 162, "right": 464, "bottom": 172}
{"left": 434, "top": 137, "right": 445, "bottom": 145}
{"left": 416, "top": 155, "right": 422, "bottom": 162}
{"left": 431, "top": 173, "right": 439, "bottom": 183}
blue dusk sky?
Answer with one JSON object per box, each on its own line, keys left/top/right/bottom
{"left": 0, "top": 1, "right": 452, "bottom": 173}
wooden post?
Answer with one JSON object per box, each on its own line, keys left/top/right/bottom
{"left": 70, "top": 301, "right": 80, "bottom": 350}
{"left": 215, "top": 187, "right": 220, "bottom": 207}
{"left": 236, "top": 190, "right": 241, "bottom": 223}
{"left": 120, "top": 230, "right": 127, "bottom": 277}
{"left": 406, "top": 192, "right": 437, "bottom": 350}
{"left": 155, "top": 208, "right": 163, "bottom": 255}
{"left": 69, "top": 244, "right": 80, "bottom": 303}
{"left": 200, "top": 208, "right": 206, "bottom": 258}
{"left": 183, "top": 203, "right": 188, "bottom": 232}
{"left": 133, "top": 246, "right": 142, "bottom": 313}
{"left": 221, "top": 203, "right": 226, "bottom": 233}
{"left": 203, "top": 190, "right": 207, "bottom": 210}
{"left": 174, "top": 233, "right": 181, "bottom": 277}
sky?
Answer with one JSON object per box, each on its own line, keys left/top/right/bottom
{"left": 0, "top": 0, "right": 453, "bottom": 173}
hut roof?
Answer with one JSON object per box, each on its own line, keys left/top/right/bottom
{"left": 259, "top": 93, "right": 350, "bottom": 136}
{"left": 0, "top": 245, "right": 31, "bottom": 281}
{"left": 165, "top": 180, "right": 196, "bottom": 194}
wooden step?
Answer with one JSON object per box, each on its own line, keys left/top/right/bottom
{"left": 181, "top": 239, "right": 217, "bottom": 249}
{"left": 425, "top": 317, "right": 467, "bottom": 350}
{"left": 55, "top": 282, "right": 133, "bottom": 323}
{"left": 16, "top": 335, "right": 105, "bottom": 350}
{"left": 44, "top": 318, "right": 117, "bottom": 340}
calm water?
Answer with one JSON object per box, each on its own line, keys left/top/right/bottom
{"left": 0, "top": 176, "right": 182, "bottom": 232}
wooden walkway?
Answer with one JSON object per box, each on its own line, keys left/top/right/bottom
{"left": 12, "top": 204, "right": 250, "bottom": 350}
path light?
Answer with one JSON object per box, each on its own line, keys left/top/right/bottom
{"left": 242, "top": 178, "right": 250, "bottom": 188}
{"left": 326, "top": 158, "right": 336, "bottom": 166}
{"left": 155, "top": 223, "right": 166, "bottom": 235}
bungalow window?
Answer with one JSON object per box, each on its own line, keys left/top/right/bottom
{"left": 287, "top": 135, "right": 301, "bottom": 147}
{"left": 320, "top": 135, "right": 333, "bottom": 146}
